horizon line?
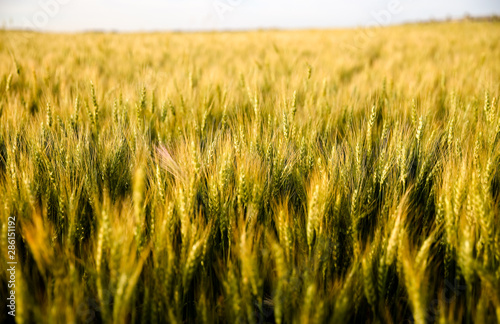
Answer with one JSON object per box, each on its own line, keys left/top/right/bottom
{"left": 1, "top": 14, "right": 499, "bottom": 35}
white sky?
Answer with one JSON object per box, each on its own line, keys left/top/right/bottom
{"left": 0, "top": 0, "right": 499, "bottom": 32}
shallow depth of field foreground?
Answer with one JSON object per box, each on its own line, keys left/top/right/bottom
{"left": 0, "top": 21, "right": 500, "bottom": 323}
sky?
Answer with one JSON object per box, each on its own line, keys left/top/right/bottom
{"left": 0, "top": 0, "right": 499, "bottom": 32}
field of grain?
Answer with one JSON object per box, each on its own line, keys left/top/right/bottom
{"left": 0, "top": 21, "right": 500, "bottom": 323}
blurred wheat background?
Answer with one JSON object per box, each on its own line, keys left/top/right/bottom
{"left": 0, "top": 21, "right": 500, "bottom": 323}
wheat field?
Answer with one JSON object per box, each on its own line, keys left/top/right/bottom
{"left": 0, "top": 21, "right": 500, "bottom": 323}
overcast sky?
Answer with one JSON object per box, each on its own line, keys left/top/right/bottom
{"left": 0, "top": 0, "right": 499, "bottom": 32}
